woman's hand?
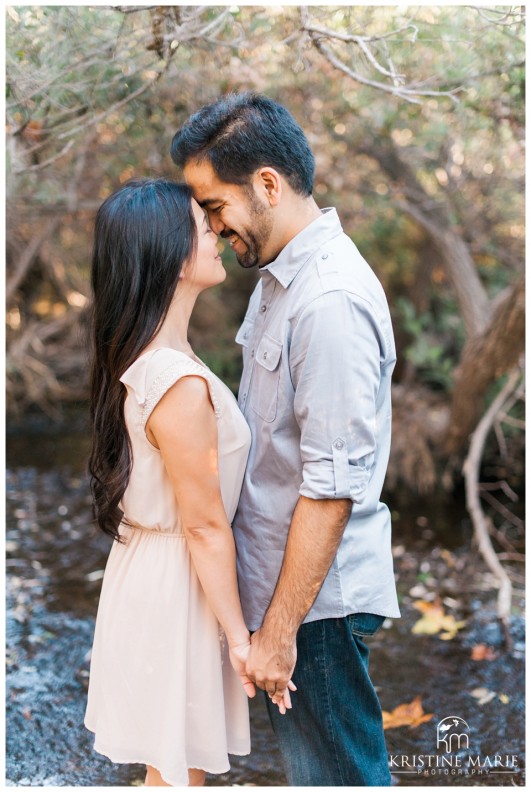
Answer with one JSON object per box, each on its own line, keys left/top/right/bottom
{"left": 269, "top": 680, "right": 297, "bottom": 715}
{"left": 229, "top": 640, "right": 256, "bottom": 699}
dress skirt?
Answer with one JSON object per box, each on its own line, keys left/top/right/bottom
{"left": 85, "top": 526, "right": 250, "bottom": 786}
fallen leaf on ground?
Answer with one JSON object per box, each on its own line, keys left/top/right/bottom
{"left": 409, "top": 583, "right": 428, "bottom": 598}
{"left": 86, "top": 569, "right": 105, "bottom": 583}
{"left": 440, "top": 549, "right": 456, "bottom": 567}
{"left": 498, "top": 693, "right": 510, "bottom": 704}
{"left": 469, "top": 687, "right": 497, "bottom": 705}
{"left": 442, "top": 596, "right": 460, "bottom": 609}
{"left": 471, "top": 643, "right": 497, "bottom": 661}
{"left": 382, "top": 695, "right": 434, "bottom": 730}
{"left": 412, "top": 599, "right": 467, "bottom": 640}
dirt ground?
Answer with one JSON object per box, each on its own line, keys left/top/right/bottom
{"left": 6, "top": 437, "right": 525, "bottom": 787}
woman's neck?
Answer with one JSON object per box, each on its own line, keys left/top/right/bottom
{"left": 145, "top": 286, "right": 198, "bottom": 355}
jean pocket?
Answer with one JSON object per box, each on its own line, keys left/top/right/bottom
{"left": 251, "top": 334, "right": 282, "bottom": 422}
{"left": 347, "top": 612, "right": 385, "bottom": 638}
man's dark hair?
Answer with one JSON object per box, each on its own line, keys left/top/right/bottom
{"left": 171, "top": 92, "right": 315, "bottom": 196}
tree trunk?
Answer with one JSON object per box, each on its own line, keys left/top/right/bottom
{"left": 444, "top": 270, "right": 525, "bottom": 454}
{"left": 360, "top": 136, "right": 525, "bottom": 457}
{"left": 359, "top": 137, "right": 489, "bottom": 337}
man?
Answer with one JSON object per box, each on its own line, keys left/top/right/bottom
{"left": 171, "top": 92, "right": 400, "bottom": 786}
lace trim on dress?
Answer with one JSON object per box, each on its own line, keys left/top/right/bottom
{"left": 140, "top": 359, "right": 222, "bottom": 427}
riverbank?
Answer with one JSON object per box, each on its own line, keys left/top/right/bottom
{"left": 6, "top": 435, "right": 525, "bottom": 786}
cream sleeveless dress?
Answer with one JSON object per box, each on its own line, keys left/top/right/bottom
{"left": 85, "top": 348, "right": 252, "bottom": 785}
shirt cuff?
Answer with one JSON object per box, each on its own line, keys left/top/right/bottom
{"left": 299, "top": 439, "right": 373, "bottom": 503}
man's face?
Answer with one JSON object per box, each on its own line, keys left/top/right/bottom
{"left": 183, "top": 159, "right": 274, "bottom": 269}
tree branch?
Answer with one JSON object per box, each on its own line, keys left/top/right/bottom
{"left": 472, "top": 6, "right": 525, "bottom": 27}
{"left": 463, "top": 366, "right": 523, "bottom": 646}
{"left": 6, "top": 218, "right": 61, "bottom": 305}
{"left": 302, "top": 21, "right": 419, "bottom": 45}
{"left": 299, "top": 6, "right": 464, "bottom": 105}
{"left": 56, "top": 73, "right": 163, "bottom": 142}
{"left": 11, "top": 140, "right": 75, "bottom": 175}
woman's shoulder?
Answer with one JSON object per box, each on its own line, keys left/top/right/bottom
{"left": 120, "top": 348, "right": 223, "bottom": 426}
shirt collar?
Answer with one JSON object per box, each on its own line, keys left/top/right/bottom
{"left": 259, "top": 207, "right": 343, "bottom": 289}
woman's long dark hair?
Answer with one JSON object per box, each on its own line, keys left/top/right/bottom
{"left": 88, "top": 178, "right": 197, "bottom": 541}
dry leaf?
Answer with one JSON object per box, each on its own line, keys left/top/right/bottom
{"left": 440, "top": 549, "right": 456, "bottom": 567}
{"left": 470, "top": 687, "right": 497, "bottom": 705}
{"left": 412, "top": 599, "right": 466, "bottom": 640}
{"left": 382, "top": 695, "right": 434, "bottom": 730}
{"left": 471, "top": 643, "right": 497, "bottom": 661}
{"left": 498, "top": 693, "right": 510, "bottom": 704}
{"left": 442, "top": 596, "right": 460, "bottom": 609}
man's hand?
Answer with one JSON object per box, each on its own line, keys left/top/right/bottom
{"left": 246, "top": 627, "right": 297, "bottom": 713}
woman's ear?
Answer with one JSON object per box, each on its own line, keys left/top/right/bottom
{"left": 254, "top": 167, "right": 282, "bottom": 207}
{"left": 178, "top": 259, "right": 191, "bottom": 279}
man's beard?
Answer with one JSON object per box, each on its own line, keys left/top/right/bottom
{"left": 228, "top": 190, "right": 274, "bottom": 269}
{"left": 236, "top": 234, "right": 261, "bottom": 269}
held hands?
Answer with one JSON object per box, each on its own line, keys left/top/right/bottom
{"left": 229, "top": 636, "right": 296, "bottom": 714}
{"left": 245, "top": 627, "right": 297, "bottom": 715}
{"left": 228, "top": 639, "right": 256, "bottom": 699}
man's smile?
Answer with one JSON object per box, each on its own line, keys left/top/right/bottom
{"left": 227, "top": 234, "right": 245, "bottom": 251}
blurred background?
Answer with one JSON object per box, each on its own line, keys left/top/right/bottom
{"left": 6, "top": 5, "right": 525, "bottom": 787}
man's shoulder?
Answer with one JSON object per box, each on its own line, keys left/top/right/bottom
{"left": 298, "top": 232, "right": 388, "bottom": 310}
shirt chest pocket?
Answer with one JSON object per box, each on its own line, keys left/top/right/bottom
{"left": 252, "top": 334, "right": 283, "bottom": 423}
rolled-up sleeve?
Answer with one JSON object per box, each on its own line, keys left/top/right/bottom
{"left": 290, "top": 289, "right": 383, "bottom": 503}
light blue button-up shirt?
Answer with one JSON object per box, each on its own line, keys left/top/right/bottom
{"left": 233, "top": 208, "right": 401, "bottom": 632}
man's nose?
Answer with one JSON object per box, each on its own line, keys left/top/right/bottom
{"left": 207, "top": 213, "right": 225, "bottom": 235}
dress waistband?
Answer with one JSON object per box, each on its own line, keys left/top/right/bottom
{"left": 120, "top": 521, "right": 186, "bottom": 538}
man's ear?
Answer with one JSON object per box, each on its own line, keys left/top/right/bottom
{"left": 254, "top": 167, "right": 282, "bottom": 207}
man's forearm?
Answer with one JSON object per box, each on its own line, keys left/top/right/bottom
{"left": 262, "top": 495, "right": 352, "bottom": 639}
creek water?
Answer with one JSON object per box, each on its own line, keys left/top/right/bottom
{"left": 6, "top": 429, "right": 525, "bottom": 786}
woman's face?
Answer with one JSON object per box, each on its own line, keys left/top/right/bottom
{"left": 184, "top": 199, "right": 226, "bottom": 291}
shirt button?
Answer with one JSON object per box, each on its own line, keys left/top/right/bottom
{"left": 251, "top": 349, "right": 255, "bottom": 357}
{"left": 260, "top": 304, "right": 267, "bottom": 313}
{"left": 321, "top": 253, "right": 329, "bottom": 260}
{"left": 334, "top": 439, "right": 345, "bottom": 450}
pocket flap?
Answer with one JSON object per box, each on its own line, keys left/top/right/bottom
{"left": 235, "top": 318, "right": 253, "bottom": 348}
{"left": 256, "top": 335, "right": 282, "bottom": 372}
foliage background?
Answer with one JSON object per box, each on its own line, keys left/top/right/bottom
{"left": 6, "top": 4, "right": 525, "bottom": 495}
{"left": 5, "top": 7, "right": 526, "bottom": 785}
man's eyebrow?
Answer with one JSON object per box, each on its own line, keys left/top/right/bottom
{"left": 198, "top": 197, "right": 222, "bottom": 208}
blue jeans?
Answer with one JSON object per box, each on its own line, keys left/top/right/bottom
{"left": 264, "top": 613, "right": 391, "bottom": 786}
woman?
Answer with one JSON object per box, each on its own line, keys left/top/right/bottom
{"left": 84, "top": 178, "right": 292, "bottom": 787}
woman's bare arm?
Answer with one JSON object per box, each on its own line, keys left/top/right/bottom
{"left": 146, "top": 374, "right": 254, "bottom": 696}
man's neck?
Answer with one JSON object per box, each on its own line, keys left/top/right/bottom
{"left": 260, "top": 196, "right": 322, "bottom": 267}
